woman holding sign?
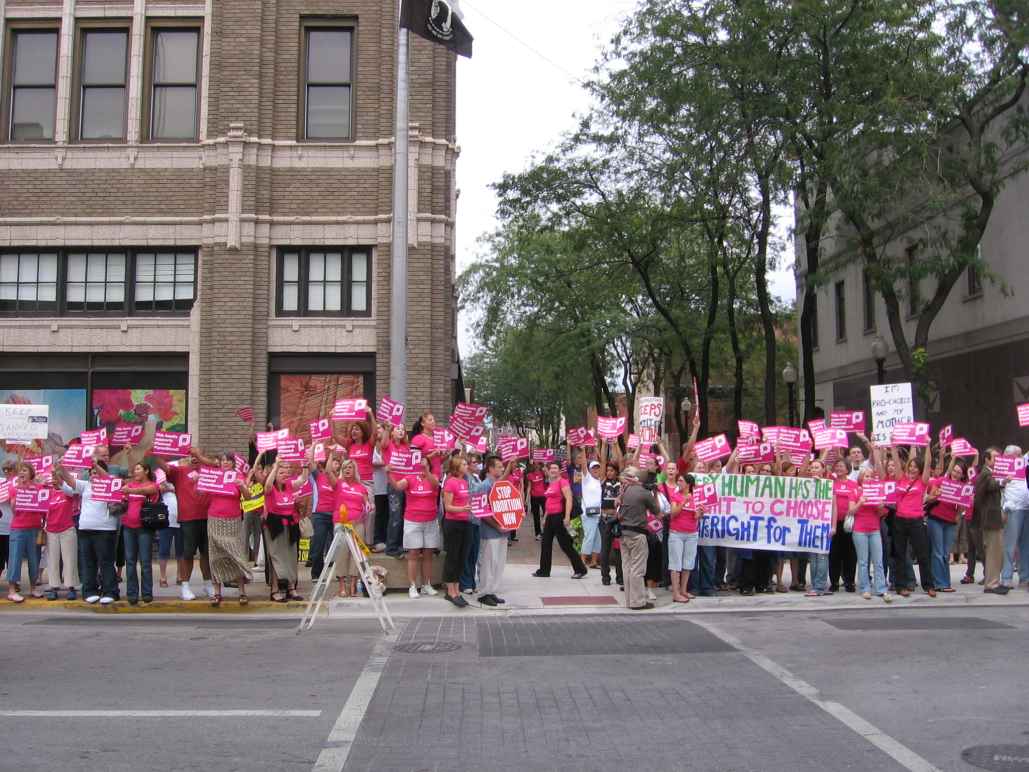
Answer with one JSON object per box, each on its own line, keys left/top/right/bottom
{"left": 891, "top": 445, "right": 936, "bottom": 597}
{"left": 382, "top": 423, "right": 411, "bottom": 558}
{"left": 666, "top": 472, "right": 700, "bottom": 603}
{"left": 533, "top": 462, "right": 588, "bottom": 580}
{"left": 442, "top": 456, "right": 473, "bottom": 608}
{"left": 121, "top": 463, "right": 160, "bottom": 605}
{"left": 925, "top": 457, "right": 970, "bottom": 593}
{"left": 333, "top": 459, "right": 372, "bottom": 598}
{"left": 850, "top": 468, "right": 892, "bottom": 602}
{"left": 402, "top": 455, "right": 441, "bottom": 598}
{"left": 263, "top": 459, "right": 309, "bottom": 602}
{"left": 194, "top": 451, "right": 253, "bottom": 607}
{"left": 6, "top": 463, "right": 45, "bottom": 603}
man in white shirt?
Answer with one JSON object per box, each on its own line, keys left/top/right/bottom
{"left": 57, "top": 461, "right": 118, "bottom": 604}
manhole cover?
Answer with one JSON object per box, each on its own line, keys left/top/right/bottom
{"left": 394, "top": 640, "right": 462, "bottom": 654}
{"left": 962, "top": 745, "right": 1029, "bottom": 771}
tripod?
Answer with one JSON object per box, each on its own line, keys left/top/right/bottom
{"left": 298, "top": 523, "right": 396, "bottom": 635}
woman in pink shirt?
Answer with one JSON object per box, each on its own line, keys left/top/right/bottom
{"left": 441, "top": 456, "right": 473, "bottom": 608}
{"left": 382, "top": 422, "right": 413, "bottom": 558}
{"left": 333, "top": 459, "right": 371, "bottom": 598}
{"left": 263, "top": 459, "right": 309, "bottom": 602}
{"left": 925, "top": 457, "right": 969, "bottom": 593}
{"left": 411, "top": 412, "right": 444, "bottom": 480}
{"left": 850, "top": 467, "right": 892, "bottom": 602}
{"left": 44, "top": 474, "right": 79, "bottom": 601}
{"left": 194, "top": 451, "right": 252, "bottom": 607}
{"left": 667, "top": 473, "right": 700, "bottom": 603}
{"left": 7, "top": 463, "right": 45, "bottom": 603}
{"left": 526, "top": 463, "right": 547, "bottom": 540}
{"left": 402, "top": 456, "right": 441, "bottom": 598}
{"left": 121, "top": 463, "right": 160, "bottom": 605}
{"left": 890, "top": 445, "right": 935, "bottom": 597}
{"left": 343, "top": 406, "right": 378, "bottom": 484}
{"left": 829, "top": 459, "right": 859, "bottom": 593}
{"left": 533, "top": 462, "right": 588, "bottom": 579}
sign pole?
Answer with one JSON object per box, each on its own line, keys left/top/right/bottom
{"left": 390, "top": 2, "right": 410, "bottom": 405}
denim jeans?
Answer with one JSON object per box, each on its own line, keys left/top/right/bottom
{"left": 808, "top": 553, "right": 829, "bottom": 593}
{"left": 927, "top": 518, "right": 957, "bottom": 589}
{"left": 7, "top": 528, "right": 40, "bottom": 586}
{"left": 385, "top": 485, "right": 406, "bottom": 556}
{"left": 1002, "top": 508, "right": 1029, "bottom": 584}
{"left": 694, "top": 545, "right": 718, "bottom": 593}
{"left": 309, "top": 512, "right": 334, "bottom": 580}
{"left": 853, "top": 531, "right": 887, "bottom": 595}
{"left": 79, "top": 529, "right": 117, "bottom": 599}
{"left": 460, "top": 524, "right": 481, "bottom": 591}
{"left": 123, "top": 527, "right": 154, "bottom": 601}
{"left": 599, "top": 516, "right": 622, "bottom": 584}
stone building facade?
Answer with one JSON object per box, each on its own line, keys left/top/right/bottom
{"left": 0, "top": 0, "right": 460, "bottom": 450}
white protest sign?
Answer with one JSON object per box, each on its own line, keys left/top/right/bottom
{"left": 638, "top": 396, "right": 664, "bottom": 444}
{"left": 870, "top": 382, "right": 914, "bottom": 445}
{"left": 0, "top": 404, "right": 49, "bottom": 442}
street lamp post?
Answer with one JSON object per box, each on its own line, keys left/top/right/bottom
{"left": 681, "top": 396, "right": 692, "bottom": 441}
{"left": 871, "top": 336, "right": 887, "bottom": 385}
{"left": 782, "top": 363, "right": 798, "bottom": 427}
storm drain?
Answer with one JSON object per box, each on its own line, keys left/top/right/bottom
{"left": 478, "top": 617, "right": 732, "bottom": 657}
{"left": 962, "top": 745, "right": 1029, "bottom": 771}
{"left": 394, "top": 640, "right": 463, "bottom": 654}
{"left": 824, "top": 616, "right": 1012, "bottom": 632}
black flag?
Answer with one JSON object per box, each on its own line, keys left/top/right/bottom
{"left": 400, "top": 0, "right": 474, "bottom": 58}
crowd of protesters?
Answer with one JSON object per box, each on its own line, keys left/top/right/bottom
{"left": 2, "top": 403, "right": 1027, "bottom": 611}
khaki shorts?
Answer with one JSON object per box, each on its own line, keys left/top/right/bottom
{"left": 403, "top": 519, "right": 440, "bottom": 550}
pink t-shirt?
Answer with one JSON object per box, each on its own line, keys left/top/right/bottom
{"left": 927, "top": 476, "right": 959, "bottom": 524}
{"left": 404, "top": 476, "right": 439, "bottom": 523}
{"left": 443, "top": 476, "right": 470, "bottom": 522}
{"left": 264, "top": 484, "right": 297, "bottom": 520}
{"left": 347, "top": 441, "right": 374, "bottom": 481}
{"left": 664, "top": 484, "right": 697, "bottom": 533}
{"left": 527, "top": 471, "right": 546, "bottom": 498}
{"left": 335, "top": 480, "right": 368, "bottom": 523}
{"left": 412, "top": 433, "right": 442, "bottom": 479}
{"left": 11, "top": 482, "right": 44, "bottom": 530}
{"left": 895, "top": 478, "right": 926, "bottom": 519}
{"left": 885, "top": 475, "right": 902, "bottom": 507}
{"left": 207, "top": 490, "right": 242, "bottom": 519}
{"left": 46, "top": 488, "right": 76, "bottom": 533}
{"left": 315, "top": 472, "right": 337, "bottom": 515}
{"left": 852, "top": 491, "right": 883, "bottom": 533}
{"left": 833, "top": 478, "right": 860, "bottom": 524}
{"left": 544, "top": 478, "right": 569, "bottom": 515}
{"left": 123, "top": 490, "right": 158, "bottom": 529}
{"left": 385, "top": 442, "right": 414, "bottom": 483}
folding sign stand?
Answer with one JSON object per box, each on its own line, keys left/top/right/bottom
{"left": 298, "top": 524, "right": 396, "bottom": 636}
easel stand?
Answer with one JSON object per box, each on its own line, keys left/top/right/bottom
{"left": 298, "top": 524, "right": 396, "bottom": 635}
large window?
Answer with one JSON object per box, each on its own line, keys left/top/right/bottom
{"left": 834, "top": 280, "right": 847, "bottom": 342}
{"left": 0, "top": 249, "right": 196, "bottom": 316}
{"left": 277, "top": 248, "right": 370, "bottom": 317}
{"left": 76, "top": 28, "right": 129, "bottom": 141}
{"left": 6, "top": 29, "right": 59, "bottom": 142}
{"left": 301, "top": 24, "right": 354, "bottom": 140}
{"left": 146, "top": 27, "right": 200, "bottom": 141}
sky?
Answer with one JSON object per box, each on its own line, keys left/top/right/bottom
{"left": 453, "top": 0, "right": 796, "bottom": 356}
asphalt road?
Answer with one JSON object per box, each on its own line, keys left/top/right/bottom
{"left": 2, "top": 606, "right": 1027, "bottom": 772}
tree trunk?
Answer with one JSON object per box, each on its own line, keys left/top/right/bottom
{"left": 699, "top": 250, "right": 721, "bottom": 437}
{"left": 754, "top": 172, "right": 778, "bottom": 425}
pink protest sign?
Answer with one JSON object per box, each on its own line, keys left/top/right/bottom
{"left": 433, "top": 428, "right": 456, "bottom": 450}
{"left": 691, "top": 482, "right": 719, "bottom": 510}
{"left": 532, "top": 449, "right": 556, "bottom": 463}
{"left": 735, "top": 442, "right": 774, "bottom": 464}
{"left": 453, "top": 402, "right": 489, "bottom": 425}
{"left": 15, "top": 485, "right": 51, "bottom": 511}
{"left": 812, "top": 428, "right": 849, "bottom": 451}
{"left": 506, "top": 467, "right": 524, "bottom": 487}
{"left": 80, "top": 428, "right": 107, "bottom": 447}
{"left": 309, "top": 418, "right": 331, "bottom": 442}
{"left": 471, "top": 436, "right": 489, "bottom": 455}
{"left": 567, "top": 427, "right": 594, "bottom": 447}
{"left": 310, "top": 442, "right": 327, "bottom": 463}
{"left": 111, "top": 423, "right": 145, "bottom": 447}
{"left": 28, "top": 455, "right": 54, "bottom": 476}
{"left": 376, "top": 397, "right": 406, "bottom": 427}
{"left": 762, "top": 426, "right": 785, "bottom": 445}
{"left": 891, "top": 422, "right": 931, "bottom": 447}
{"left": 938, "top": 425, "right": 954, "bottom": 448}
{"left": 498, "top": 437, "right": 529, "bottom": 462}
{"left": 830, "top": 411, "right": 866, "bottom": 433}
{"left": 949, "top": 438, "right": 977, "bottom": 457}
{"left": 596, "top": 416, "right": 626, "bottom": 439}
{"left": 638, "top": 451, "right": 657, "bottom": 469}
{"left": 61, "top": 444, "right": 95, "bottom": 469}
{"left": 774, "top": 428, "right": 809, "bottom": 453}
{"left": 448, "top": 416, "right": 485, "bottom": 444}
{"left": 0, "top": 479, "right": 8, "bottom": 504}
{"left": 197, "top": 467, "right": 241, "bottom": 495}
{"left": 967, "top": 466, "right": 979, "bottom": 483}
{"left": 1018, "top": 403, "right": 1029, "bottom": 427}
{"left": 737, "top": 420, "right": 760, "bottom": 441}
{"left": 471, "top": 493, "right": 493, "bottom": 519}
{"left": 256, "top": 429, "right": 289, "bottom": 452}
{"left": 332, "top": 398, "right": 368, "bottom": 421}
{"left": 993, "top": 455, "right": 1026, "bottom": 481}
{"left": 645, "top": 514, "right": 664, "bottom": 534}
{"left": 694, "top": 434, "right": 732, "bottom": 462}
{"left": 861, "top": 480, "right": 896, "bottom": 506}
{"left": 938, "top": 480, "right": 974, "bottom": 508}
{"left": 276, "top": 438, "right": 306, "bottom": 462}
{"left": 807, "top": 418, "right": 826, "bottom": 434}
{"left": 786, "top": 450, "right": 812, "bottom": 466}
{"left": 388, "top": 448, "right": 423, "bottom": 475}
{"left": 627, "top": 434, "right": 641, "bottom": 450}
{"left": 152, "top": 431, "right": 192, "bottom": 458}
{"left": 89, "top": 477, "right": 124, "bottom": 503}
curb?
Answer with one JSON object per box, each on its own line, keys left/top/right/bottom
{"left": 0, "top": 598, "right": 310, "bottom": 614}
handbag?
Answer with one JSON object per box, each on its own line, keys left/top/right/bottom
{"left": 140, "top": 496, "right": 170, "bottom": 530}
{"left": 843, "top": 513, "right": 855, "bottom": 533}
{"left": 299, "top": 517, "right": 314, "bottom": 539}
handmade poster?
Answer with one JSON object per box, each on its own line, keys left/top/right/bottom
{"left": 638, "top": 396, "right": 664, "bottom": 445}
{"left": 870, "top": 383, "right": 914, "bottom": 445}
{"left": 0, "top": 403, "right": 49, "bottom": 443}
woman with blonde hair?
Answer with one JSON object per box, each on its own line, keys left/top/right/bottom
{"left": 333, "top": 458, "right": 372, "bottom": 598}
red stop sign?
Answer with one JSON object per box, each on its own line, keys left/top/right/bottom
{"left": 488, "top": 480, "right": 525, "bottom": 532}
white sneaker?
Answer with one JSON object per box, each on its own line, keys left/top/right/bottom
{"left": 862, "top": 592, "right": 871, "bottom": 600}
{"left": 883, "top": 593, "right": 893, "bottom": 604}
{"left": 99, "top": 596, "right": 115, "bottom": 605}
{"left": 204, "top": 582, "right": 215, "bottom": 598}
{"left": 408, "top": 585, "right": 420, "bottom": 599}
{"left": 85, "top": 595, "right": 100, "bottom": 604}
{"left": 463, "top": 588, "right": 476, "bottom": 595}
{"left": 180, "top": 583, "right": 196, "bottom": 601}
{"left": 421, "top": 584, "right": 438, "bottom": 597}
{"left": 647, "top": 589, "right": 657, "bottom": 602}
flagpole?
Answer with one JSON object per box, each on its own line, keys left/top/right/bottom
{"left": 390, "top": 1, "right": 410, "bottom": 406}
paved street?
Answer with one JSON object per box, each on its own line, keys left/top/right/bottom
{"left": 3, "top": 605, "right": 1027, "bottom": 772}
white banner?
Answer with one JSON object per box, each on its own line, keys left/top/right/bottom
{"left": 0, "top": 404, "right": 49, "bottom": 442}
{"left": 870, "top": 382, "right": 913, "bottom": 445}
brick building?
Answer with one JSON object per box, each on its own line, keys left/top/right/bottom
{"left": 0, "top": 0, "right": 461, "bottom": 452}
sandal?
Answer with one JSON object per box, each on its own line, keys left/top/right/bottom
{"left": 159, "top": 579, "right": 169, "bottom": 588}
{"left": 288, "top": 593, "right": 304, "bottom": 602}
{"left": 210, "top": 594, "right": 222, "bottom": 608}
{"left": 960, "top": 576, "right": 974, "bottom": 584}
{"left": 271, "top": 592, "right": 287, "bottom": 603}
{"left": 238, "top": 594, "right": 248, "bottom": 606}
